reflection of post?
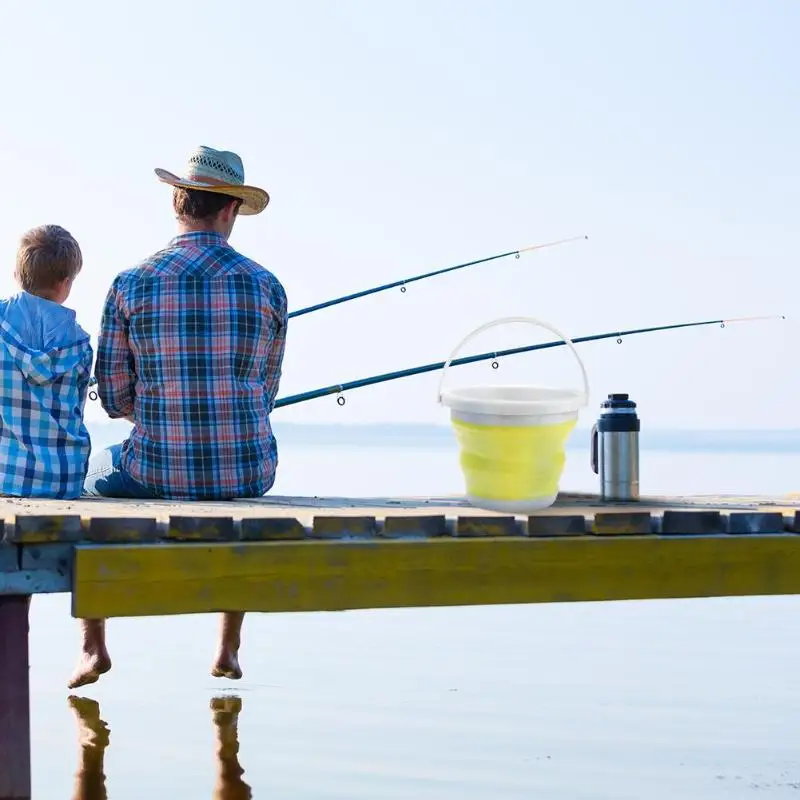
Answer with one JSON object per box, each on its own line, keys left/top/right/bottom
{"left": 211, "top": 696, "right": 252, "bottom": 800}
{"left": 68, "top": 696, "right": 110, "bottom": 800}
{"left": 0, "top": 595, "right": 31, "bottom": 800}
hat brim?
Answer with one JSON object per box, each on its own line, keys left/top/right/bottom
{"left": 154, "top": 168, "right": 269, "bottom": 215}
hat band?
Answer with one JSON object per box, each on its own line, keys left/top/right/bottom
{"left": 185, "top": 173, "right": 238, "bottom": 187}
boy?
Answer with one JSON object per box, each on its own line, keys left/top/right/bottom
{"left": 0, "top": 224, "right": 92, "bottom": 499}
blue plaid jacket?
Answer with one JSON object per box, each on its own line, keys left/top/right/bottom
{"left": 95, "top": 232, "right": 288, "bottom": 500}
{"left": 0, "top": 292, "right": 93, "bottom": 499}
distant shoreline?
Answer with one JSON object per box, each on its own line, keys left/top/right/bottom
{"left": 84, "top": 419, "right": 800, "bottom": 454}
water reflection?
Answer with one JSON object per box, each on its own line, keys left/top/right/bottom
{"left": 67, "top": 695, "right": 252, "bottom": 799}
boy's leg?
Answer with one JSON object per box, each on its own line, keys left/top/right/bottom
{"left": 82, "top": 443, "right": 158, "bottom": 499}
{"left": 75, "top": 443, "right": 158, "bottom": 688}
{"left": 73, "top": 445, "right": 120, "bottom": 689}
{"left": 68, "top": 620, "right": 111, "bottom": 689}
{"left": 212, "top": 612, "right": 246, "bottom": 680}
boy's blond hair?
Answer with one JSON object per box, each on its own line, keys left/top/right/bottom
{"left": 15, "top": 225, "right": 83, "bottom": 297}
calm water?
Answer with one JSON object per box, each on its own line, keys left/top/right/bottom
{"left": 29, "top": 440, "right": 800, "bottom": 798}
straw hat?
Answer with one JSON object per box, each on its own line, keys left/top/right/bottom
{"left": 154, "top": 146, "right": 269, "bottom": 215}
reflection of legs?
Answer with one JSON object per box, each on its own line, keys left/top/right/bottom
{"left": 68, "top": 696, "right": 110, "bottom": 800}
{"left": 211, "top": 696, "right": 252, "bottom": 800}
{"left": 68, "top": 620, "right": 112, "bottom": 689}
{"left": 212, "top": 612, "right": 245, "bottom": 680}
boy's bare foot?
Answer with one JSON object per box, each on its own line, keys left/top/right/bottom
{"left": 211, "top": 649, "right": 242, "bottom": 680}
{"left": 67, "top": 650, "right": 112, "bottom": 689}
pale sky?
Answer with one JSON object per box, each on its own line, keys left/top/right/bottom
{"left": 0, "top": 0, "right": 796, "bottom": 429}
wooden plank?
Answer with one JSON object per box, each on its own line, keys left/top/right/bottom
{"left": 240, "top": 518, "right": 305, "bottom": 541}
{"left": 527, "top": 515, "right": 587, "bottom": 536}
{"left": 661, "top": 510, "right": 726, "bottom": 535}
{"left": 0, "top": 546, "right": 17, "bottom": 574}
{"left": 167, "top": 516, "right": 237, "bottom": 542}
{"left": 592, "top": 512, "right": 652, "bottom": 536}
{"left": 20, "top": 544, "right": 72, "bottom": 575}
{"left": 11, "top": 545, "right": 73, "bottom": 595}
{"left": 71, "top": 534, "right": 800, "bottom": 619}
{"left": 382, "top": 516, "right": 447, "bottom": 538}
{"left": 0, "top": 491, "right": 797, "bottom": 527}
{"left": 6, "top": 515, "right": 82, "bottom": 544}
{"left": 312, "top": 516, "right": 377, "bottom": 539}
{"left": 0, "top": 570, "right": 69, "bottom": 595}
{"left": 728, "top": 512, "right": 786, "bottom": 535}
{"left": 0, "top": 596, "right": 31, "bottom": 799}
{"left": 455, "top": 517, "right": 519, "bottom": 537}
{"left": 87, "top": 517, "right": 159, "bottom": 543}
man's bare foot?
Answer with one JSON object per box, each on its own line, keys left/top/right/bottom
{"left": 67, "top": 651, "right": 112, "bottom": 690}
{"left": 68, "top": 695, "right": 110, "bottom": 749}
{"left": 211, "top": 649, "right": 242, "bottom": 680}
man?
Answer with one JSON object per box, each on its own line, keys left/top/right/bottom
{"left": 74, "top": 146, "right": 287, "bottom": 689}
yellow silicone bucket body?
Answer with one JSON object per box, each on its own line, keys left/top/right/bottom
{"left": 451, "top": 415, "right": 578, "bottom": 508}
{"left": 437, "top": 316, "right": 591, "bottom": 514}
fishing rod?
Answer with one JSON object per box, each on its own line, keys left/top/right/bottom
{"left": 287, "top": 235, "right": 588, "bottom": 318}
{"left": 86, "top": 314, "right": 784, "bottom": 404}
{"left": 86, "top": 234, "right": 588, "bottom": 401}
{"left": 273, "top": 315, "right": 786, "bottom": 409}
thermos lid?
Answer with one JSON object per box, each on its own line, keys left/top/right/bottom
{"left": 601, "top": 393, "right": 637, "bottom": 411}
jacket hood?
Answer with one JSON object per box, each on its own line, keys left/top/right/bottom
{"left": 0, "top": 293, "right": 91, "bottom": 386}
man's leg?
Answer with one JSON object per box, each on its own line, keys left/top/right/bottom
{"left": 83, "top": 444, "right": 247, "bottom": 683}
{"left": 68, "top": 620, "right": 111, "bottom": 690}
{"left": 212, "top": 612, "right": 245, "bottom": 680}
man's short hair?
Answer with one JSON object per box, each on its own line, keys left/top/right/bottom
{"left": 15, "top": 225, "right": 83, "bottom": 295}
{"left": 173, "top": 187, "right": 242, "bottom": 221}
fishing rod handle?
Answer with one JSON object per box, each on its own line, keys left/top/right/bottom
{"left": 436, "top": 316, "right": 591, "bottom": 405}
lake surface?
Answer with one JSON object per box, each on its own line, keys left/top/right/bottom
{"left": 28, "top": 434, "right": 800, "bottom": 798}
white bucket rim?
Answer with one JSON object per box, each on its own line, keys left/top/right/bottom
{"left": 442, "top": 383, "right": 586, "bottom": 416}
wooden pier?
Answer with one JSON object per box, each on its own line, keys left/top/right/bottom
{"left": 2, "top": 490, "right": 800, "bottom": 798}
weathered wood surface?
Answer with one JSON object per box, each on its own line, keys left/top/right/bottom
{"left": 72, "top": 532, "right": 800, "bottom": 619}
{"left": 0, "top": 492, "right": 798, "bottom": 546}
{"left": 0, "top": 596, "right": 31, "bottom": 800}
{"left": 0, "top": 492, "right": 800, "bottom": 524}
{"left": 1, "top": 492, "right": 799, "bottom": 609}
{"left": 0, "top": 491, "right": 799, "bottom": 527}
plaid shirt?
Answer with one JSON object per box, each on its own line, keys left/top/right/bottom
{"left": 95, "top": 232, "right": 288, "bottom": 500}
{"left": 0, "top": 293, "right": 93, "bottom": 499}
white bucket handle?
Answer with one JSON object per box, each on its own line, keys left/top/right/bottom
{"left": 436, "top": 316, "right": 590, "bottom": 405}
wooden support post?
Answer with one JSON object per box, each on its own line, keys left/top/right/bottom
{"left": 0, "top": 596, "right": 31, "bottom": 800}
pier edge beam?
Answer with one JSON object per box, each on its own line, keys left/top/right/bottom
{"left": 0, "top": 595, "right": 31, "bottom": 800}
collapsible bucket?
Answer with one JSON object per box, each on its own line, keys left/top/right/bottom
{"left": 437, "top": 316, "right": 590, "bottom": 513}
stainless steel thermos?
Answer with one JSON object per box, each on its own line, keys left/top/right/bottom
{"left": 590, "top": 393, "right": 640, "bottom": 501}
